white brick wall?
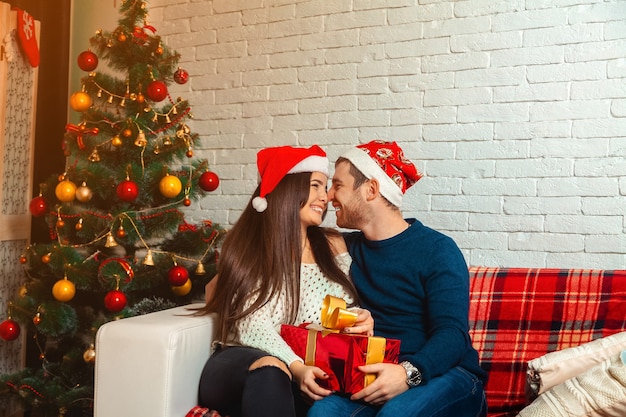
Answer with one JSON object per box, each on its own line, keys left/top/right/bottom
{"left": 150, "top": 0, "right": 626, "bottom": 269}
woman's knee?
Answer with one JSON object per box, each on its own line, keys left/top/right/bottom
{"left": 249, "top": 355, "right": 291, "bottom": 378}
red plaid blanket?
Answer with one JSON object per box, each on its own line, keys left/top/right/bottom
{"left": 185, "top": 406, "right": 222, "bottom": 417}
{"left": 468, "top": 267, "right": 626, "bottom": 416}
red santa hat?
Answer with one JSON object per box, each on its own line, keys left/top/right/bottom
{"left": 252, "top": 145, "right": 329, "bottom": 212}
{"left": 340, "top": 140, "right": 422, "bottom": 207}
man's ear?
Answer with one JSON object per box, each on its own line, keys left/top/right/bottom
{"left": 363, "top": 178, "right": 380, "bottom": 202}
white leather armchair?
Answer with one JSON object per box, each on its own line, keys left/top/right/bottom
{"left": 94, "top": 303, "right": 215, "bottom": 417}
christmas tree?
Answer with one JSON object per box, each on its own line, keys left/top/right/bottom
{"left": 0, "top": 1, "right": 223, "bottom": 416}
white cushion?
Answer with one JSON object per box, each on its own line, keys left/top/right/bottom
{"left": 518, "top": 351, "right": 626, "bottom": 417}
{"left": 94, "top": 304, "right": 215, "bottom": 417}
{"left": 526, "top": 331, "right": 626, "bottom": 399}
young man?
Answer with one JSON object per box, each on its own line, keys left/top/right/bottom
{"left": 308, "top": 140, "right": 487, "bottom": 417}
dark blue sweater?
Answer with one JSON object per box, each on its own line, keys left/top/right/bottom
{"left": 344, "top": 219, "right": 487, "bottom": 385}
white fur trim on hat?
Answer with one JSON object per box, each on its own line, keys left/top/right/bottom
{"left": 288, "top": 155, "right": 329, "bottom": 176}
{"left": 340, "top": 147, "right": 403, "bottom": 207}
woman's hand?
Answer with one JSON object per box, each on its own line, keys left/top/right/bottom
{"left": 344, "top": 308, "right": 374, "bottom": 336}
{"left": 289, "top": 361, "right": 333, "bottom": 401}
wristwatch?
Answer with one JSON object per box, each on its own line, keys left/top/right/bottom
{"left": 400, "top": 361, "right": 422, "bottom": 387}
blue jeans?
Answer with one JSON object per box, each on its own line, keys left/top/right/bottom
{"left": 308, "top": 366, "right": 487, "bottom": 417}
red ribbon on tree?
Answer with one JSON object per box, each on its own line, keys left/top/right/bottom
{"left": 97, "top": 257, "right": 135, "bottom": 288}
{"left": 132, "top": 24, "right": 156, "bottom": 43}
{"left": 178, "top": 221, "right": 197, "bottom": 233}
{"left": 65, "top": 123, "right": 99, "bottom": 149}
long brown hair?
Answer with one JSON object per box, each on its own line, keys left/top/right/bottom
{"left": 199, "top": 172, "right": 358, "bottom": 343}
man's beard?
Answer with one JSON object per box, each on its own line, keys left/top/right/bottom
{"left": 336, "top": 193, "right": 367, "bottom": 230}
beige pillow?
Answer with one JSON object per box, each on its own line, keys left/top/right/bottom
{"left": 526, "top": 331, "right": 626, "bottom": 399}
{"left": 518, "top": 351, "right": 626, "bottom": 417}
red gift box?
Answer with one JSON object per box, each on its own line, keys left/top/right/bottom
{"left": 281, "top": 323, "right": 401, "bottom": 394}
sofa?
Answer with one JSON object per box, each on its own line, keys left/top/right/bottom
{"left": 94, "top": 267, "right": 626, "bottom": 417}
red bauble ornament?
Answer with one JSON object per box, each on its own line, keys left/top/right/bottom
{"left": 168, "top": 265, "right": 189, "bottom": 286}
{"left": 174, "top": 67, "right": 189, "bottom": 84}
{"left": 116, "top": 180, "right": 139, "bottom": 202}
{"left": 0, "top": 319, "right": 20, "bottom": 341}
{"left": 199, "top": 171, "right": 220, "bottom": 192}
{"left": 146, "top": 80, "right": 168, "bottom": 102}
{"left": 104, "top": 290, "right": 127, "bottom": 313}
{"left": 77, "top": 50, "right": 98, "bottom": 72}
{"left": 29, "top": 195, "right": 48, "bottom": 217}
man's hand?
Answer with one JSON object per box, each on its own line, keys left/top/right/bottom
{"left": 344, "top": 308, "right": 374, "bottom": 336}
{"left": 350, "top": 363, "right": 408, "bottom": 405}
{"left": 289, "top": 361, "right": 333, "bottom": 401}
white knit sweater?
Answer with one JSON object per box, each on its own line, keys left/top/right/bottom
{"left": 235, "top": 252, "right": 354, "bottom": 366}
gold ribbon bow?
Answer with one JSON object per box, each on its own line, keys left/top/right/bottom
{"left": 320, "top": 295, "right": 358, "bottom": 330}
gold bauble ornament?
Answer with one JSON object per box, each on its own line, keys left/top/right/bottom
{"left": 55, "top": 180, "right": 77, "bottom": 202}
{"left": 52, "top": 278, "right": 76, "bottom": 302}
{"left": 83, "top": 344, "right": 96, "bottom": 363}
{"left": 159, "top": 174, "right": 182, "bottom": 198}
{"left": 171, "top": 279, "right": 192, "bottom": 296}
{"left": 69, "top": 91, "right": 92, "bottom": 112}
{"left": 111, "top": 135, "right": 123, "bottom": 147}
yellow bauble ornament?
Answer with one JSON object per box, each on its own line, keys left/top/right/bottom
{"left": 171, "top": 278, "right": 192, "bottom": 296}
{"left": 83, "top": 344, "right": 96, "bottom": 363}
{"left": 111, "top": 135, "right": 123, "bottom": 147}
{"left": 55, "top": 180, "right": 77, "bottom": 202}
{"left": 52, "top": 279, "right": 76, "bottom": 302}
{"left": 70, "top": 91, "right": 93, "bottom": 112}
{"left": 159, "top": 174, "right": 182, "bottom": 198}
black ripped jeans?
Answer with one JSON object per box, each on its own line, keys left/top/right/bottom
{"left": 198, "top": 345, "right": 310, "bottom": 417}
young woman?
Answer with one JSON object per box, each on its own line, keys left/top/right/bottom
{"left": 196, "top": 145, "right": 373, "bottom": 417}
